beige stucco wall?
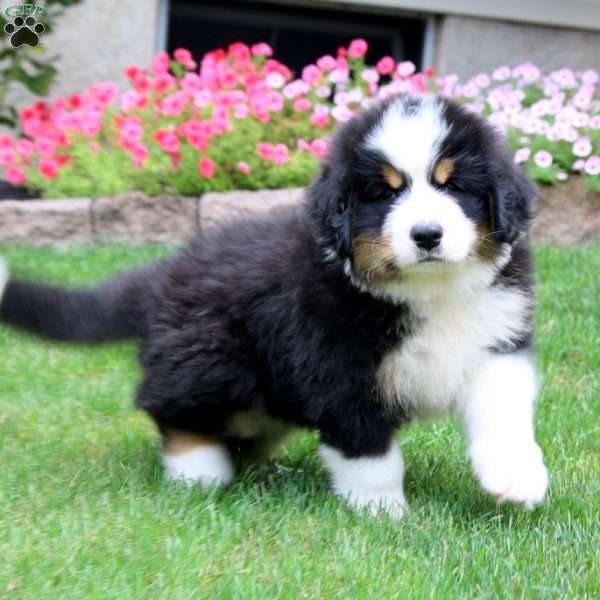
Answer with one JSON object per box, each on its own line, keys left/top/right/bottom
{"left": 435, "top": 15, "right": 600, "bottom": 79}
{"left": 5, "top": 0, "right": 160, "bottom": 109}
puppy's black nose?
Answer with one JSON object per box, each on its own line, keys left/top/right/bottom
{"left": 410, "top": 222, "right": 443, "bottom": 251}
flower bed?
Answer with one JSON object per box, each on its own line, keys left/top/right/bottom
{"left": 0, "top": 40, "right": 598, "bottom": 199}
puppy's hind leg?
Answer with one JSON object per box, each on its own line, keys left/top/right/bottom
{"left": 162, "top": 430, "right": 234, "bottom": 489}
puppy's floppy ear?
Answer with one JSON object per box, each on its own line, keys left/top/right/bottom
{"left": 307, "top": 163, "right": 353, "bottom": 258}
{"left": 489, "top": 156, "right": 537, "bottom": 244}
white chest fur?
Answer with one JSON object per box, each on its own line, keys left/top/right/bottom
{"left": 376, "top": 262, "right": 532, "bottom": 418}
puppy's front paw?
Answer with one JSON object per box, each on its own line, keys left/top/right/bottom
{"left": 470, "top": 440, "right": 549, "bottom": 509}
{"left": 343, "top": 487, "right": 408, "bottom": 520}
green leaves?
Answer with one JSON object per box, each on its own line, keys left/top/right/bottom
{"left": 11, "top": 58, "right": 57, "bottom": 95}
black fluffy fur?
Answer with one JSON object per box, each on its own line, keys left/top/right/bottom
{"left": 0, "top": 94, "right": 536, "bottom": 462}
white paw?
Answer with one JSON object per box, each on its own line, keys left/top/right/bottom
{"left": 0, "top": 257, "right": 9, "bottom": 304}
{"left": 163, "top": 446, "right": 234, "bottom": 490}
{"left": 470, "top": 440, "right": 549, "bottom": 509}
{"left": 342, "top": 487, "right": 408, "bottom": 520}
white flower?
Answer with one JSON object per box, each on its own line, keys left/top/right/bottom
{"left": 584, "top": 155, "right": 600, "bottom": 176}
{"left": 514, "top": 148, "right": 531, "bottom": 164}
{"left": 361, "top": 68, "right": 379, "bottom": 84}
{"left": 492, "top": 66, "right": 511, "bottom": 81}
{"left": 534, "top": 150, "right": 553, "bottom": 168}
{"left": 266, "top": 72, "right": 285, "bottom": 89}
{"left": 396, "top": 61, "right": 416, "bottom": 78}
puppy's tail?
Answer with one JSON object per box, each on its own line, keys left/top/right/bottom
{"left": 0, "top": 257, "right": 154, "bottom": 343}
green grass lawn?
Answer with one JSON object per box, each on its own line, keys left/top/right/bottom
{"left": 1, "top": 244, "right": 599, "bottom": 599}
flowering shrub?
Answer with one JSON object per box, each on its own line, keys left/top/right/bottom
{"left": 1, "top": 40, "right": 599, "bottom": 197}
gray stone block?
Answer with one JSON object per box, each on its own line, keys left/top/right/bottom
{"left": 0, "top": 199, "right": 93, "bottom": 246}
{"left": 92, "top": 193, "right": 199, "bottom": 244}
{"left": 200, "top": 188, "right": 304, "bottom": 231}
{"left": 436, "top": 16, "right": 600, "bottom": 79}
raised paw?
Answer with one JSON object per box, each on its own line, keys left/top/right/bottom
{"left": 470, "top": 440, "right": 549, "bottom": 509}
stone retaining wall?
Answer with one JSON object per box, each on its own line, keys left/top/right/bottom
{"left": 0, "top": 188, "right": 303, "bottom": 247}
{"left": 0, "top": 182, "right": 597, "bottom": 247}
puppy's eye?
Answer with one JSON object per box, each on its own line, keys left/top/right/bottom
{"left": 443, "top": 180, "right": 464, "bottom": 193}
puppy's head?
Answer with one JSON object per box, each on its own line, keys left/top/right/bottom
{"left": 308, "top": 94, "right": 536, "bottom": 292}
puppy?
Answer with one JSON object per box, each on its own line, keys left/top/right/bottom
{"left": 0, "top": 94, "right": 548, "bottom": 518}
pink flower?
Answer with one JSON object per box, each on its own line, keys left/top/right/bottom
{"left": 584, "top": 155, "right": 600, "bottom": 176}
{"left": 89, "top": 81, "right": 119, "bottom": 105}
{"left": 174, "top": 48, "right": 197, "bottom": 70}
{"left": 120, "top": 118, "right": 144, "bottom": 143}
{"left": 154, "top": 73, "right": 177, "bottom": 93}
{"left": 121, "top": 90, "right": 148, "bottom": 112}
{"left": 257, "top": 142, "right": 273, "bottom": 161}
{"left": 348, "top": 38, "right": 368, "bottom": 59}
{"left": 39, "top": 158, "right": 60, "bottom": 179}
{"left": 16, "top": 140, "right": 34, "bottom": 160}
{"left": 271, "top": 143, "right": 289, "bottom": 165}
{"left": 237, "top": 161, "right": 251, "bottom": 174}
{"left": 376, "top": 56, "right": 395, "bottom": 76}
{"left": 266, "top": 90, "right": 284, "bottom": 112}
{"left": 5, "top": 165, "right": 26, "bottom": 186}
{"left": 572, "top": 137, "right": 592, "bottom": 158}
{"left": 35, "top": 138, "right": 56, "bottom": 158}
{"left": 573, "top": 159, "right": 586, "bottom": 171}
{"left": 310, "top": 107, "right": 330, "bottom": 128}
{"left": 153, "top": 129, "right": 180, "bottom": 153}
{"left": 293, "top": 97, "right": 311, "bottom": 112}
{"left": 152, "top": 52, "right": 170, "bottom": 74}
{"left": 161, "top": 91, "right": 188, "bottom": 116}
{"left": 533, "top": 150, "right": 553, "bottom": 168}
{"left": 233, "top": 104, "right": 249, "bottom": 119}
{"left": 199, "top": 156, "right": 216, "bottom": 178}
{"left": 130, "top": 142, "right": 149, "bottom": 167}
{"left": 556, "top": 172, "right": 568, "bottom": 181}
{"left": 297, "top": 139, "right": 311, "bottom": 152}
{"left": 302, "top": 65, "right": 322, "bottom": 86}
{"left": 251, "top": 43, "right": 273, "bottom": 57}
{"left": 310, "top": 138, "right": 328, "bottom": 160}
{"left": 396, "top": 61, "right": 416, "bottom": 78}
{"left": 514, "top": 148, "right": 531, "bottom": 164}
{"left": 0, "top": 146, "right": 16, "bottom": 166}
{"left": 317, "top": 55, "right": 337, "bottom": 72}
{"left": 132, "top": 72, "right": 151, "bottom": 93}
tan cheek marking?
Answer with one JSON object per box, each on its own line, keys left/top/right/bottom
{"left": 382, "top": 164, "right": 404, "bottom": 189}
{"left": 163, "top": 430, "right": 219, "bottom": 456}
{"left": 475, "top": 223, "right": 502, "bottom": 262}
{"left": 353, "top": 235, "right": 396, "bottom": 280}
{"left": 433, "top": 158, "right": 454, "bottom": 185}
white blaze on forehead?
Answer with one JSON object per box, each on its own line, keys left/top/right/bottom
{"left": 366, "top": 95, "right": 448, "bottom": 179}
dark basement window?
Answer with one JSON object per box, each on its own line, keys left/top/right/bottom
{"left": 167, "top": 0, "right": 426, "bottom": 74}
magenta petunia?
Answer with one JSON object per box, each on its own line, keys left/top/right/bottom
{"left": 198, "top": 156, "right": 216, "bottom": 178}
{"left": 347, "top": 38, "right": 368, "bottom": 59}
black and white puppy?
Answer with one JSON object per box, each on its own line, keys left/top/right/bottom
{"left": 0, "top": 94, "right": 549, "bottom": 518}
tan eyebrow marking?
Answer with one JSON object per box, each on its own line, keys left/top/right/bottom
{"left": 433, "top": 158, "right": 454, "bottom": 185}
{"left": 382, "top": 164, "right": 404, "bottom": 189}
